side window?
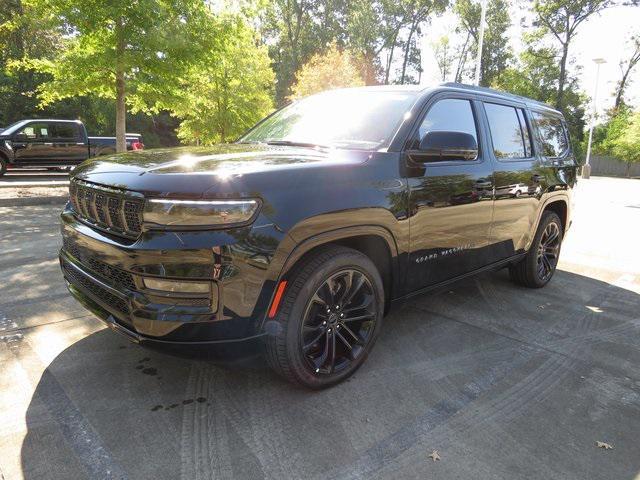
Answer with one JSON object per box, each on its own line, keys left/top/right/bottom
{"left": 532, "top": 112, "right": 569, "bottom": 158}
{"left": 19, "top": 123, "right": 51, "bottom": 140}
{"left": 484, "top": 103, "right": 531, "bottom": 159}
{"left": 418, "top": 98, "right": 478, "bottom": 151}
{"left": 53, "top": 123, "right": 80, "bottom": 140}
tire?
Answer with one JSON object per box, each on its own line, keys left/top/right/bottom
{"left": 509, "top": 211, "right": 563, "bottom": 288}
{"left": 0, "top": 157, "right": 7, "bottom": 176}
{"left": 264, "top": 245, "right": 384, "bottom": 389}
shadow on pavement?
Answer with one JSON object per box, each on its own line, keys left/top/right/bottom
{"left": 18, "top": 269, "right": 640, "bottom": 479}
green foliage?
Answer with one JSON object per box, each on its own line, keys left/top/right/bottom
{"left": 290, "top": 43, "right": 364, "bottom": 99}
{"left": 19, "top": 0, "right": 215, "bottom": 110}
{"left": 174, "top": 18, "right": 274, "bottom": 145}
{"left": 455, "top": 0, "right": 512, "bottom": 86}
{"left": 611, "top": 111, "right": 640, "bottom": 172}
{"left": 493, "top": 46, "right": 586, "bottom": 159}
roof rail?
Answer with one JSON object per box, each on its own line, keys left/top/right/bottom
{"left": 438, "top": 82, "right": 558, "bottom": 112}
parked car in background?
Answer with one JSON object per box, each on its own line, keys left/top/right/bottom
{"left": 59, "top": 83, "right": 578, "bottom": 388}
{"left": 0, "top": 119, "right": 143, "bottom": 176}
{"left": 495, "top": 183, "right": 530, "bottom": 198}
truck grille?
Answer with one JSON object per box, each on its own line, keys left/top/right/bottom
{"left": 69, "top": 180, "right": 144, "bottom": 239}
{"left": 63, "top": 237, "right": 136, "bottom": 291}
{"left": 62, "top": 259, "right": 130, "bottom": 317}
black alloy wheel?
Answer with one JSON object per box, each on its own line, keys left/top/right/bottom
{"left": 264, "top": 245, "right": 384, "bottom": 388}
{"left": 509, "top": 211, "right": 563, "bottom": 288}
{"left": 300, "top": 269, "right": 376, "bottom": 375}
{"left": 536, "top": 221, "right": 561, "bottom": 282}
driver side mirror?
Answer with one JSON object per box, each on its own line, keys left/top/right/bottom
{"left": 409, "top": 131, "right": 478, "bottom": 162}
{"left": 13, "top": 132, "right": 28, "bottom": 141}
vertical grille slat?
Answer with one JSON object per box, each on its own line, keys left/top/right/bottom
{"left": 69, "top": 180, "right": 143, "bottom": 239}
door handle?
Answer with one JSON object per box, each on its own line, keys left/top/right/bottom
{"left": 531, "top": 174, "right": 542, "bottom": 183}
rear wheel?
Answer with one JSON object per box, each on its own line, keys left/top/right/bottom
{"left": 264, "top": 245, "right": 384, "bottom": 388}
{"left": 509, "top": 211, "right": 563, "bottom": 288}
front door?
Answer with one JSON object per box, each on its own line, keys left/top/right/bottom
{"left": 12, "top": 122, "right": 57, "bottom": 165}
{"left": 406, "top": 95, "right": 495, "bottom": 291}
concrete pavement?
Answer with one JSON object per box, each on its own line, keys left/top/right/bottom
{"left": 1, "top": 177, "right": 639, "bottom": 480}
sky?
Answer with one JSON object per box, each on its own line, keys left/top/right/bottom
{"left": 420, "top": 4, "right": 640, "bottom": 121}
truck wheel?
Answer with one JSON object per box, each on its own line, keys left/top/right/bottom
{"left": 264, "top": 245, "right": 384, "bottom": 388}
{"left": 509, "top": 211, "right": 563, "bottom": 288}
{"left": 0, "top": 158, "right": 6, "bottom": 176}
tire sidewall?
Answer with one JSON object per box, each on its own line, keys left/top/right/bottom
{"left": 282, "top": 251, "right": 384, "bottom": 388}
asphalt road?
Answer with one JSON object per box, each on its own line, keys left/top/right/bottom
{"left": 1, "top": 177, "right": 639, "bottom": 480}
{"left": 0, "top": 170, "right": 70, "bottom": 187}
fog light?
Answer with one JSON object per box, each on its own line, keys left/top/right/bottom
{"left": 143, "top": 277, "right": 210, "bottom": 294}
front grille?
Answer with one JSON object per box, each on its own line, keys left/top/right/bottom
{"left": 63, "top": 237, "right": 136, "bottom": 291}
{"left": 69, "top": 180, "right": 144, "bottom": 239}
{"left": 62, "top": 259, "right": 129, "bottom": 317}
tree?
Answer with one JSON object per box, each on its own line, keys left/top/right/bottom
{"left": 432, "top": 35, "right": 453, "bottom": 81}
{"left": 174, "top": 18, "right": 274, "bottom": 145}
{"left": 614, "top": 34, "right": 640, "bottom": 109}
{"left": 493, "top": 46, "right": 586, "bottom": 158}
{"left": 531, "top": 0, "right": 620, "bottom": 110}
{"left": 397, "top": 0, "right": 448, "bottom": 84}
{"left": 611, "top": 110, "right": 640, "bottom": 177}
{"left": 289, "top": 43, "right": 364, "bottom": 99}
{"left": 18, "top": 0, "right": 216, "bottom": 152}
{"left": 455, "top": 0, "right": 512, "bottom": 86}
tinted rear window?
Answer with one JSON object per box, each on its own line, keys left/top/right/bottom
{"left": 484, "top": 103, "right": 531, "bottom": 159}
{"left": 532, "top": 112, "right": 568, "bottom": 157}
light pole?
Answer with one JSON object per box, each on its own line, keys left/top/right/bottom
{"left": 474, "top": 0, "right": 487, "bottom": 86}
{"left": 583, "top": 57, "right": 606, "bottom": 179}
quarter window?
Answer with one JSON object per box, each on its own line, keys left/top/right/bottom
{"left": 418, "top": 98, "right": 478, "bottom": 147}
{"left": 484, "top": 103, "right": 531, "bottom": 159}
{"left": 532, "top": 112, "right": 569, "bottom": 158}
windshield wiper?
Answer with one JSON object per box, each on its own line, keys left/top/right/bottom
{"left": 265, "top": 140, "right": 329, "bottom": 149}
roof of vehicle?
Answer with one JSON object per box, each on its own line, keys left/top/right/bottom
{"left": 328, "top": 82, "right": 560, "bottom": 115}
{"left": 435, "top": 82, "right": 560, "bottom": 114}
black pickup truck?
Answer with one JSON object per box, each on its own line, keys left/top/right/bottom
{"left": 60, "top": 83, "right": 579, "bottom": 388}
{"left": 0, "top": 119, "right": 143, "bottom": 175}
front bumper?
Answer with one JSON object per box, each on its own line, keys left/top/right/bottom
{"left": 60, "top": 204, "right": 287, "bottom": 344}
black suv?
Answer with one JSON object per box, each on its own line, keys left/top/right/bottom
{"left": 60, "top": 83, "right": 577, "bottom": 388}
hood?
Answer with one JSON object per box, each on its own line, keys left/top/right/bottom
{"left": 71, "top": 144, "right": 371, "bottom": 198}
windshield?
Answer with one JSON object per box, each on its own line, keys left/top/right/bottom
{"left": 1, "top": 120, "right": 29, "bottom": 136}
{"left": 240, "top": 89, "right": 419, "bottom": 150}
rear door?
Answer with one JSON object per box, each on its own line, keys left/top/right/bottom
{"left": 405, "top": 93, "right": 495, "bottom": 291}
{"left": 51, "top": 122, "right": 87, "bottom": 164}
{"left": 479, "top": 100, "right": 545, "bottom": 262}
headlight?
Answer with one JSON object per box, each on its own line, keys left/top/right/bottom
{"left": 143, "top": 199, "right": 260, "bottom": 228}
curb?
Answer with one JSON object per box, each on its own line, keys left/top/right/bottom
{"left": 0, "top": 196, "right": 68, "bottom": 207}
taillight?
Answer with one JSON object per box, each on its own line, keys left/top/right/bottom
{"left": 131, "top": 141, "right": 143, "bottom": 150}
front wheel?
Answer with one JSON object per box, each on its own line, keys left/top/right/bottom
{"left": 264, "top": 245, "right": 384, "bottom": 388}
{"left": 509, "top": 211, "right": 563, "bottom": 288}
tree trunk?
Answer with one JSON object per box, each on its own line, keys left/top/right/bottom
{"left": 384, "top": 26, "right": 400, "bottom": 84}
{"left": 115, "top": 18, "right": 127, "bottom": 153}
{"left": 627, "top": 162, "right": 631, "bottom": 178}
{"left": 115, "top": 71, "right": 127, "bottom": 153}
{"left": 556, "top": 42, "right": 569, "bottom": 110}
{"left": 615, "top": 67, "right": 632, "bottom": 109}
{"left": 400, "top": 18, "right": 418, "bottom": 84}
